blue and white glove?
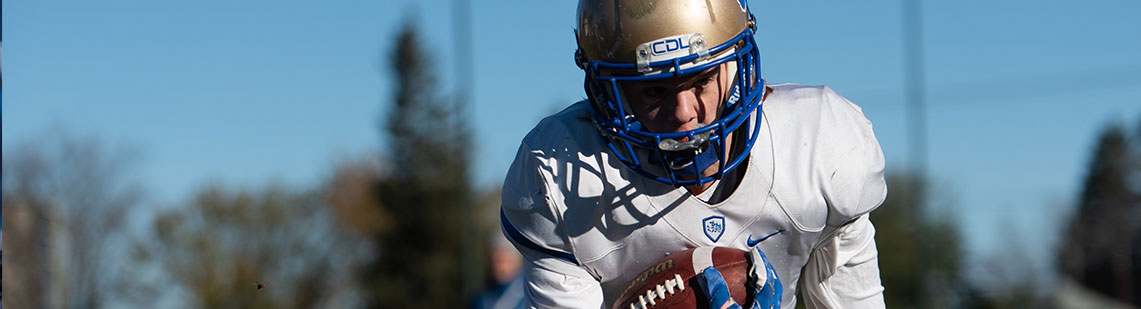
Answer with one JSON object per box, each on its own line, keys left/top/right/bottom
{"left": 697, "top": 247, "right": 782, "bottom": 309}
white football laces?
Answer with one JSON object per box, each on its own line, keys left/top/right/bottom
{"left": 630, "top": 273, "right": 686, "bottom": 309}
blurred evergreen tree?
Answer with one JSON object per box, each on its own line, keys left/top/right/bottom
{"left": 872, "top": 171, "right": 1051, "bottom": 309}
{"left": 360, "top": 19, "right": 473, "bottom": 308}
{"left": 1058, "top": 120, "right": 1141, "bottom": 305}
{"left": 871, "top": 171, "right": 968, "bottom": 308}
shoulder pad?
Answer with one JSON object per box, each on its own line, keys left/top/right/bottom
{"left": 763, "top": 85, "right": 887, "bottom": 229}
{"left": 500, "top": 117, "right": 580, "bottom": 265}
{"left": 815, "top": 87, "right": 887, "bottom": 227}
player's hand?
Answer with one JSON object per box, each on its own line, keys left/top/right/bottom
{"left": 696, "top": 247, "right": 782, "bottom": 309}
{"left": 746, "top": 245, "right": 782, "bottom": 309}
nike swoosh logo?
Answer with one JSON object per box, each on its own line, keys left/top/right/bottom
{"left": 747, "top": 230, "right": 784, "bottom": 247}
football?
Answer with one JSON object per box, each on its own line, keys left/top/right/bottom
{"left": 612, "top": 246, "right": 751, "bottom": 309}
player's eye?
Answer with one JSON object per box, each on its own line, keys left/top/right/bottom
{"left": 696, "top": 75, "right": 716, "bottom": 88}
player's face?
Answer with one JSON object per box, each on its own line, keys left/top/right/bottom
{"left": 622, "top": 62, "right": 735, "bottom": 190}
{"left": 622, "top": 63, "right": 732, "bottom": 136}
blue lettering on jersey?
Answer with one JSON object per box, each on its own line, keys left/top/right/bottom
{"left": 703, "top": 216, "right": 725, "bottom": 243}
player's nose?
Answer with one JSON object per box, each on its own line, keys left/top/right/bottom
{"left": 670, "top": 89, "right": 699, "bottom": 129}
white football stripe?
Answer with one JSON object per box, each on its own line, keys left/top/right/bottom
{"left": 692, "top": 247, "right": 715, "bottom": 274}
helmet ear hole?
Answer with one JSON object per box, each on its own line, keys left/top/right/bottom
{"left": 574, "top": 29, "right": 588, "bottom": 70}
{"left": 575, "top": 48, "right": 587, "bottom": 70}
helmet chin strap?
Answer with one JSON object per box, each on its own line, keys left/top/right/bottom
{"left": 666, "top": 145, "right": 721, "bottom": 178}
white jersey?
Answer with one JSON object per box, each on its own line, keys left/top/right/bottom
{"left": 500, "top": 84, "right": 888, "bottom": 308}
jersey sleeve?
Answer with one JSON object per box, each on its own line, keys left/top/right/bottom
{"left": 500, "top": 134, "right": 605, "bottom": 308}
{"left": 798, "top": 87, "right": 887, "bottom": 308}
{"left": 513, "top": 238, "right": 606, "bottom": 308}
{"left": 818, "top": 87, "right": 888, "bottom": 227}
{"left": 799, "top": 214, "right": 885, "bottom": 308}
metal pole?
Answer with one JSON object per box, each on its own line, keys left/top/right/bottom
{"left": 903, "top": 0, "right": 928, "bottom": 180}
{"left": 902, "top": 0, "right": 931, "bottom": 303}
{"left": 452, "top": 0, "right": 478, "bottom": 300}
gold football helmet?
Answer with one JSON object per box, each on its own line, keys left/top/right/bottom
{"left": 575, "top": 0, "right": 764, "bottom": 187}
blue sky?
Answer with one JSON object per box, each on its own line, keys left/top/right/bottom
{"left": 5, "top": 0, "right": 1141, "bottom": 288}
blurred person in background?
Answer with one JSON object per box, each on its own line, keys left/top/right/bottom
{"left": 469, "top": 231, "right": 525, "bottom": 309}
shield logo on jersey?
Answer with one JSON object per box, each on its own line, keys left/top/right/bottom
{"left": 702, "top": 216, "right": 725, "bottom": 243}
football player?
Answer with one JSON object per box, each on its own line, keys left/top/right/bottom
{"left": 500, "top": 0, "right": 888, "bottom": 307}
